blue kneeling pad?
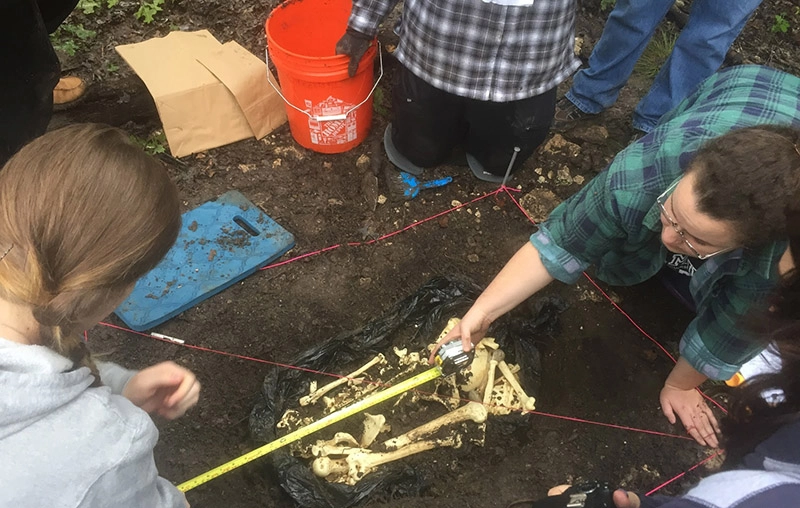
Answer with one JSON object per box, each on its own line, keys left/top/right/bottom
{"left": 115, "top": 191, "right": 295, "bottom": 331}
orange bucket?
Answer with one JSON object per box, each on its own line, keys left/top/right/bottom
{"left": 265, "top": 0, "right": 380, "bottom": 154}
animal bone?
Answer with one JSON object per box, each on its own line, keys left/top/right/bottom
{"left": 360, "top": 413, "right": 388, "bottom": 448}
{"left": 346, "top": 435, "right": 461, "bottom": 485}
{"left": 312, "top": 456, "right": 349, "bottom": 480}
{"left": 483, "top": 349, "right": 504, "bottom": 405}
{"left": 459, "top": 342, "right": 491, "bottom": 392}
{"left": 382, "top": 401, "right": 488, "bottom": 450}
{"left": 300, "top": 354, "right": 386, "bottom": 406}
{"left": 311, "top": 432, "right": 361, "bottom": 457}
{"left": 497, "top": 360, "right": 536, "bottom": 412}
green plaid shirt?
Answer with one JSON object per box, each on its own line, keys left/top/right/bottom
{"left": 531, "top": 65, "right": 800, "bottom": 380}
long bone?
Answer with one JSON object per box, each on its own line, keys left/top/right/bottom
{"left": 497, "top": 360, "right": 536, "bottom": 412}
{"left": 382, "top": 401, "right": 488, "bottom": 450}
{"left": 300, "top": 354, "right": 386, "bottom": 406}
{"left": 346, "top": 435, "right": 460, "bottom": 484}
{"left": 482, "top": 349, "right": 504, "bottom": 405}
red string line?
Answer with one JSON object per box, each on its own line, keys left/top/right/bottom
{"left": 644, "top": 451, "right": 722, "bottom": 496}
{"left": 97, "top": 320, "right": 692, "bottom": 441}
{"left": 103, "top": 185, "right": 727, "bottom": 496}
{"left": 500, "top": 190, "right": 728, "bottom": 415}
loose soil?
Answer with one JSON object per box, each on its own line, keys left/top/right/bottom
{"left": 53, "top": 0, "right": 800, "bottom": 507}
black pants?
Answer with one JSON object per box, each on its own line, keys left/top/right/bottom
{"left": 391, "top": 64, "right": 557, "bottom": 176}
{"left": 0, "top": 0, "right": 77, "bottom": 164}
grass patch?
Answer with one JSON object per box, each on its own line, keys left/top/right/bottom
{"left": 633, "top": 29, "right": 677, "bottom": 79}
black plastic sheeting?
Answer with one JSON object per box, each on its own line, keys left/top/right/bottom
{"left": 250, "top": 276, "right": 566, "bottom": 508}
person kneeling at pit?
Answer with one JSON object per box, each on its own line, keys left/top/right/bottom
{"left": 431, "top": 64, "right": 800, "bottom": 447}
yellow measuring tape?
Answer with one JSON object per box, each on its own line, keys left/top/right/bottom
{"left": 178, "top": 365, "right": 443, "bottom": 492}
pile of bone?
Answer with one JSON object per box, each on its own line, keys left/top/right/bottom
{"left": 276, "top": 318, "right": 536, "bottom": 485}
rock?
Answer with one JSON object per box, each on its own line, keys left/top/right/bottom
{"left": 570, "top": 125, "right": 609, "bottom": 144}
{"left": 519, "top": 188, "right": 562, "bottom": 223}
{"left": 356, "top": 153, "right": 371, "bottom": 171}
{"left": 543, "top": 133, "right": 581, "bottom": 158}
{"left": 555, "top": 165, "right": 573, "bottom": 186}
{"left": 467, "top": 254, "right": 480, "bottom": 263}
{"left": 573, "top": 175, "right": 585, "bottom": 185}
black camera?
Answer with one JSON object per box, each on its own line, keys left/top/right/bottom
{"left": 527, "top": 481, "right": 615, "bottom": 508}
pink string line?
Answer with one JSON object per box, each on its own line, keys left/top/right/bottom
{"left": 97, "top": 320, "right": 691, "bottom": 442}
{"left": 259, "top": 188, "right": 508, "bottom": 270}
{"left": 500, "top": 189, "right": 728, "bottom": 415}
{"left": 644, "top": 451, "right": 723, "bottom": 496}
{"left": 102, "top": 184, "right": 721, "bottom": 495}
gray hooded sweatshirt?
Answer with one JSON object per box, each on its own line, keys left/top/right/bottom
{"left": 0, "top": 337, "right": 186, "bottom": 508}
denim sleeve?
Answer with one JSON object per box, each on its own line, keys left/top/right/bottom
{"left": 348, "top": 0, "right": 400, "bottom": 36}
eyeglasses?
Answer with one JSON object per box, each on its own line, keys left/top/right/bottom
{"left": 656, "top": 179, "right": 731, "bottom": 260}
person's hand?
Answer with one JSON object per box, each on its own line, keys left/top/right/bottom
{"left": 612, "top": 489, "right": 640, "bottom": 508}
{"left": 427, "top": 307, "right": 493, "bottom": 364}
{"left": 122, "top": 361, "right": 200, "bottom": 419}
{"left": 548, "top": 485, "right": 639, "bottom": 508}
{"left": 335, "top": 28, "right": 373, "bottom": 77}
{"left": 660, "top": 383, "right": 720, "bottom": 447}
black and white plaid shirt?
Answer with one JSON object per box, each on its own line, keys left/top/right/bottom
{"left": 349, "top": 0, "right": 580, "bottom": 102}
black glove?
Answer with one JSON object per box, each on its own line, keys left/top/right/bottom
{"left": 335, "top": 28, "right": 373, "bottom": 78}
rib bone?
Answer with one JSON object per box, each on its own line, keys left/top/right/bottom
{"left": 382, "top": 401, "right": 488, "bottom": 450}
{"left": 497, "top": 360, "right": 536, "bottom": 412}
{"left": 300, "top": 354, "right": 386, "bottom": 406}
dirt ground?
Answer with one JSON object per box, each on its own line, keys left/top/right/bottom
{"left": 53, "top": 0, "right": 800, "bottom": 507}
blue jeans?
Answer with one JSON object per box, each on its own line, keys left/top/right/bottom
{"left": 566, "top": 0, "right": 762, "bottom": 133}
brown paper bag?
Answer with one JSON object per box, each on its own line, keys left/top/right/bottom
{"left": 115, "top": 30, "right": 287, "bottom": 157}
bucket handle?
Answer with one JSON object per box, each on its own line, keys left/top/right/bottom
{"left": 265, "top": 42, "right": 384, "bottom": 122}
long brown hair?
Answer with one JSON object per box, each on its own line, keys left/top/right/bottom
{"left": 0, "top": 124, "right": 181, "bottom": 383}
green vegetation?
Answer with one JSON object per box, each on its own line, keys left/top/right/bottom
{"left": 50, "top": 23, "right": 97, "bottom": 56}
{"left": 633, "top": 29, "right": 678, "bottom": 79}
{"left": 130, "top": 131, "right": 168, "bottom": 156}
{"left": 135, "top": 0, "right": 166, "bottom": 24}
{"left": 771, "top": 14, "right": 790, "bottom": 34}
{"left": 600, "top": 0, "right": 616, "bottom": 12}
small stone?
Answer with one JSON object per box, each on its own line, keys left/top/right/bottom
{"left": 519, "top": 188, "right": 562, "bottom": 223}
{"left": 451, "top": 200, "right": 463, "bottom": 208}
{"left": 573, "top": 175, "right": 585, "bottom": 185}
{"left": 474, "top": 210, "right": 481, "bottom": 218}
{"left": 323, "top": 161, "right": 333, "bottom": 169}
{"left": 377, "top": 194, "right": 387, "bottom": 204}
{"left": 555, "top": 165, "right": 573, "bottom": 186}
{"left": 534, "top": 167, "right": 543, "bottom": 175}
{"left": 467, "top": 254, "right": 480, "bottom": 263}
{"left": 328, "top": 198, "right": 343, "bottom": 205}
{"left": 272, "top": 159, "right": 282, "bottom": 168}
{"left": 356, "top": 154, "right": 370, "bottom": 170}
{"left": 537, "top": 176, "right": 546, "bottom": 183}
{"left": 547, "top": 170, "right": 554, "bottom": 179}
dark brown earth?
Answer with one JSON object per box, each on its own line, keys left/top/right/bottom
{"left": 53, "top": 0, "right": 800, "bottom": 507}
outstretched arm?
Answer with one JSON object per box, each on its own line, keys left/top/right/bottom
{"left": 429, "top": 241, "right": 554, "bottom": 362}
